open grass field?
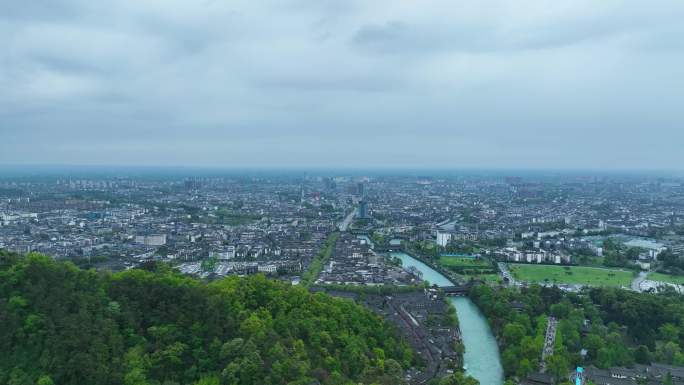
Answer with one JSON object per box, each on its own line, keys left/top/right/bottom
{"left": 469, "top": 274, "right": 501, "bottom": 283}
{"left": 648, "top": 272, "right": 684, "bottom": 285}
{"left": 508, "top": 263, "right": 633, "bottom": 287}
{"left": 438, "top": 256, "right": 490, "bottom": 268}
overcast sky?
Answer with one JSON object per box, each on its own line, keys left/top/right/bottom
{"left": 1, "top": 1, "right": 683, "bottom": 170}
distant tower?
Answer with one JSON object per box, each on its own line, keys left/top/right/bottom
{"left": 357, "top": 182, "right": 365, "bottom": 199}
{"left": 184, "top": 178, "right": 202, "bottom": 190}
{"left": 324, "top": 177, "right": 336, "bottom": 190}
{"left": 358, "top": 201, "right": 369, "bottom": 219}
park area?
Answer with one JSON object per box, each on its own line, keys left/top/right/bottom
{"left": 438, "top": 255, "right": 497, "bottom": 282}
{"left": 438, "top": 255, "right": 490, "bottom": 268}
{"left": 648, "top": 272, "right": 684, "bottom": 285}
{"left": 508, "top": 263, "right": 633, "bottom": 287}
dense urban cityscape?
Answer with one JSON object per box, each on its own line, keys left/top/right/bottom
{"left": 2, "top": 172, "right": 683, "bottom": 282}
{"left": 3, "top": 170, "right": 684, "bottom": 385}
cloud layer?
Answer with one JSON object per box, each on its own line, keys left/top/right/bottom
{"left": 2, "top": 0, "right": 683, "bottom": 169}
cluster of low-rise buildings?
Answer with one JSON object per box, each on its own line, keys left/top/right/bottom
{"left": 0, "top": 175, "right": 358, "bottom": 276}
{"left": 3, "top": 173, "right": 684, "bottom": 278}
{"left": 497, "top": 247, "right": 572, "bottom": 264}
{"left": 582, "top": 363, "right": 684, "bottom": 385}
{"left": 315, "top": 233, "right": 416, "bottom": 286}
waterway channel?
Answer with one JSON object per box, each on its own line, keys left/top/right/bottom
{"left": 391, "top": 252, "right": 504, "bottom": 385}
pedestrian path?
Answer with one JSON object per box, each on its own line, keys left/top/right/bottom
{"left": 540, "top": 317, "right": 557, "bottom": 372}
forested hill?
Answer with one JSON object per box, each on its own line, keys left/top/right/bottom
{"left": 0, "top": 251, "right": 414, "bottom": 385}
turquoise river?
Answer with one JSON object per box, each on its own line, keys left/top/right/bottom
{"left": 391, "top": 252, "right": 504, "bottom": 385}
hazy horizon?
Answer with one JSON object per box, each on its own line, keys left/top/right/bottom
{"left": 2, "top": 1, "right": 683, "bottom": 169}
{"left": 1, "top": 163, "right": 683, "bottom": 178}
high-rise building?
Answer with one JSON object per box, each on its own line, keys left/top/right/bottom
{"left": 323, "top": 177, "right": 336, "bottom": 190}
{"left": 358, "top": 200, "right": 369, "bottom": 219}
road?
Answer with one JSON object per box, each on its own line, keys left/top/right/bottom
{"left": 338, "top": 207, "right": 357, "bottom": 231}
{"left": 633, "top": 272, "right": 684, "bottom": 294}
{"left": 498, "top": 262, "right": 516, "bottom": 286}
{"left": 631, "top": 271, "right": 648, "bottom": 292}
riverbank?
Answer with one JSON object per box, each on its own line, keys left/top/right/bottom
{"left": 392, "top": 251, "right": 504, "bottom": 385}
{"left": 400, "top": 247, "right": 502, "bottom": 286}
{"left": 397, "top": 248, "right": 466, "bottom": 285}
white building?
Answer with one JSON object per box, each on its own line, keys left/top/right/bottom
{"left": 258, "top": 264, "right": 278, "bottom": 273}
{"left": 211, "top": 245, "right": 236, "bottom": 260}
{"left": 436, "top": 232, "right": 452, "bottom": 247}
{"left": 135, "top": 234, "right": 167, "bottom": 246}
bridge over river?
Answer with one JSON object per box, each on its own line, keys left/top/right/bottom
{"left": 390, "top": 251, "right": 504, "bottom": 385}
{"left": 441, "top": 283, "right": 476, "bottom": 296}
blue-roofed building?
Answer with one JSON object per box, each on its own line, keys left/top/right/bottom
{"left": 574, "top": 367, "right": 584, "bottom": 385}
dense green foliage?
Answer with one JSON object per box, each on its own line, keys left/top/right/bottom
{"left": 471, "top": 284, "right": 684, "bottom": 381}
{"left": 601, "top": 238, "right": 642, "bottom": 269}
{"left": 434, "top": 372, "right": 479, "bottom": 385}
{"left": 658, "top": 249, "right": 684, "bottom": 274}
{"left": 0, "top": 251, "right": 414, "bottom": 385}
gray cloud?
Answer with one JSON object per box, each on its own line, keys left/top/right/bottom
{"left": 0, "top": 0, "right": 79, "bottom": 21}
{"left": 351, "top": 5, "right": 684, "bottom": 55}
{"left": 1, "top": 0, "right": 683, "bottom": 170}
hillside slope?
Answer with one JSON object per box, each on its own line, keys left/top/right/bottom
{"left": 0, "top": 252, "right": 413, "bottom": 385}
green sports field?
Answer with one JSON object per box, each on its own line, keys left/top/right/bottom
{"left": 508, "top": 263, "right": 633, "bottom": 287}
{"left": 438, "top": 256, "right": 490, "bottom": 268}
{"left": 469, "top": 273, "right": 501, "bottom": 283}
{"left": 648, "top": 272, "right": 684, "bottom": 285}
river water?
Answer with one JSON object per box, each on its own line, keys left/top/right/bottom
{"left": 391, "top": 252, "right": 504, "bottom": 385}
